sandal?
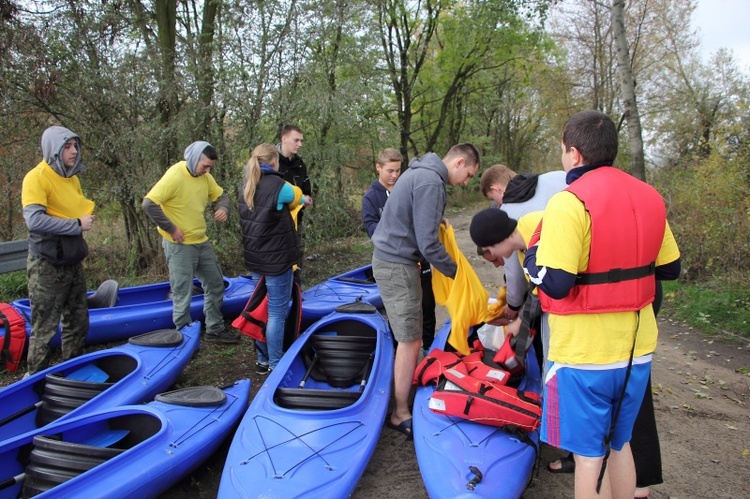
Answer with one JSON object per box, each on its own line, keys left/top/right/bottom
{"left": 547, "top": 452, "right": 575, "bottom": 474}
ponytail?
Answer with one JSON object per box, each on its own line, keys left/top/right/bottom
{"left": 243, "top": 143, "right": 278, "bottom": 209}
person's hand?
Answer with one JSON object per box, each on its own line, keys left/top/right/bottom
{"left": 79, "top": 214, "right": 95, "bottom": 232}
{"left": 442, "top": 218, "right": 451, "bottom": 228}
{"left": 214, "top": 209, "right": 228, "bottom": 223}
{"left": 171, "top": 227, "right": 185, "bottom": 243}
{"left": 503, "top": 304, "right": 519, "bottom": 321}
{"left": 302, "top": 195, "right": 313, "bottom": 207}
{"left": 505, "top": 318, "right": 522, "bottom": 337}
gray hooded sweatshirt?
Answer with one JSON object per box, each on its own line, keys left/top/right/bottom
{"left": 23, "top": 126, "right": 90, "bottom": 264}
{"left": 372, "top": 153, "right": 457, "bottom": 278}
{"left": 23, "top": 126, "right": 86, "bottom": 238}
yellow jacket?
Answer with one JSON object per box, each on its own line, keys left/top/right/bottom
{"left": 432, "top": 223, "right": 507, "bottom": 355}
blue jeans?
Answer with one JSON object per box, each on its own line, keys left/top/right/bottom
{"left": 253, "top": 268, "right": 293, "bottom": 368}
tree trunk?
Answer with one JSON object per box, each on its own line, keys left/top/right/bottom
{"left": 197, "top": 0, "right": 220, "bottom": 140}
{"left": 612, "top": 0, "right": 645, "bottom": 180}
{"left": 156, "top": 0, "right": 179, "bottom": 164}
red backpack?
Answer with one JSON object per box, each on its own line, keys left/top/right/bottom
{"left": 0, "top": 303, "right": 28, "bottom": 373}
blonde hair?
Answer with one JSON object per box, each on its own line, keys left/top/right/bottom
{"left": 376, "top": 148, "right": 403, "bottom": 166}
{"left": 480, "top": 164, "right": 517, "bottom": 197}
{"left": 243, "top": 143, "right": 278, "bottom": 209}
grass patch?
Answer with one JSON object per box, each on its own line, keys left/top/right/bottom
{"left": 661, "top": 279, "right": 750, "bottom": 338}
{"left": 0, "top": 270, "right": 27, "bottom": 303}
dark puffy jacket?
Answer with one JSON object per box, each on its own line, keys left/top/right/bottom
{"left": 238, "top": 171, "right": 300, "bottom": 275}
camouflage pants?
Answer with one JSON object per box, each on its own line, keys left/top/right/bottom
{"left": 26, "top": 255, "right": 89, "bottom": 374}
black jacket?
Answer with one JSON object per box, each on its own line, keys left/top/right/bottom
{"left": 276, "top": 146, "right": 311, "bottom": 196}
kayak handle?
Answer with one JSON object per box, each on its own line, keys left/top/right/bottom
{"left": 466, "top": 466, "right": 483, "bottom": 490}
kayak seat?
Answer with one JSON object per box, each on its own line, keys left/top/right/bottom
{"left": 22, "top": 435, "right": 126, "bottom": 496}
{"left": 86, "top": 279, "right": 119, "bottom": 309}
{"left": 274, "top": 388, "right": 361, "bottom": 410}
{"left": 35, "top": 375, "right": 112, "bottom": 427}
{"left": 309, "top": 334, "right": 377, "bottom": 389}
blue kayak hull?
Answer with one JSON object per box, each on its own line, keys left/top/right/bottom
{"left": 0, "top": 379, "right": 250, "bottom": 499}
{"left": 413, "top": 320, "right": 542, "bottom": 499}
{"left": 219, "top": 305, "right": 393, "bottom": 498}
{"left": 301, "top": 265, "right": 383, "bottom": 328}
{"left": 0, "top": 323, "right": 200, "bottom": 442}
{"left": 8, "top": 276, "right": 256, "bottom": 346}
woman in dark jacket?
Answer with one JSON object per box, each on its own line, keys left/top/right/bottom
{"left": 239, "top": 143, "right": 310, "bottom": 374}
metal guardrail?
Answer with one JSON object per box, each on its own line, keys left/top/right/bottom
{"left": 0, "top": 239, "right": 28, "bottom": 274}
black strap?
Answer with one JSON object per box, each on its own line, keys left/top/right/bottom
{"left": 512, "top": 285, "right": 541, "bottom": 369}
{"left": 577, "top": 262, "right": 655, "bottom": 285}
{"left": 596, "top": 311, "right": 640, "bottom": 493}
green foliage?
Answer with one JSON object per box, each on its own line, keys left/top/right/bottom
{"left": 0, "top": 271, "right": 27, "bottom": 303}
{"left": 661, "top": 280, "right": 750, "bottom": 339}
{"left": 653, "top": 151, "right": 750, "bottom": 280}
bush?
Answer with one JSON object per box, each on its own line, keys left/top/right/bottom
{"left": 653, "top": 152, "right": 750, "bottom": 281}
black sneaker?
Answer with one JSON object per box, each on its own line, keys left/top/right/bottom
{"left": 255, "top": 362, "right": 270, "bottom": 375}
{"left": 205, "top": 330, "right": 240, "bottom": 344}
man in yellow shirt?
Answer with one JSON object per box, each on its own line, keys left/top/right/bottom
{"left": 524, "top": 111, "right": 680, "bottom": 498}
{"left": 143, "top": 141, "right": 238, "bottom": 343}
{"left": 21, "top": 126, "right": 96, "bottom": 374}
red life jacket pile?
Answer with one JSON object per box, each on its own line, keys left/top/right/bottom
{"left": 413, "top": 338, "right": 541, "bottom": 432}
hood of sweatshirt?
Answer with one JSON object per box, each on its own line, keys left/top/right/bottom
{"left": 184, "top": 141, "right": 213, "bottom": 176}
{"left": 407, "top": 152, "right": 449, "bottom": 184}
{"left": 41, "top": 126, "right": 84, "bottom": 178}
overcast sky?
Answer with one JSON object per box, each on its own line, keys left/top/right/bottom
{"left": 694, "top": 0, "right": 750, "bottom": 71}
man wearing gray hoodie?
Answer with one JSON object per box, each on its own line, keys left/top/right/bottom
{"left": 21, "top": 126, "right": 96, "bottom": 374}
{"left": 372, "top": 144, "right": 481, "bottom": 438}
{"left": 142, "top": 141, "right": 238, "bottom": 343}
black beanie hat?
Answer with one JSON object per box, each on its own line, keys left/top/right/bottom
{"left": 470, "top": 208, "right": 518, "bottom": 248}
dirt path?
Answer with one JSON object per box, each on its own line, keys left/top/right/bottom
{"left": 353, "top": 207, "right": 750, "bottom": 499}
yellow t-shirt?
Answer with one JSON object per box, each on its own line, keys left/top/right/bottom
{"left": 22, "top": 161, "right": 95, "bottom": 218}
{"left": 536, "top": 191, "right": 680, "bottom": 365}
{"left": 145, "top": 161, "right": 223, "bottom": 244}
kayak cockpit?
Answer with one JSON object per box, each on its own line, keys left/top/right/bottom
{"left": 274, "top": 319, "right": 378, "bottom": 411}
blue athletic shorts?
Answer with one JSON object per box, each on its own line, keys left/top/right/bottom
{"left": 541, "top": 358, "right": 651, "bottom": 457}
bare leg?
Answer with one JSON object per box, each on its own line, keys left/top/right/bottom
{"left": 390, "top": 338, "right": 421, "bottom": 425}
{"left": 573, "top": 444, "right": 636, "bottom": 499}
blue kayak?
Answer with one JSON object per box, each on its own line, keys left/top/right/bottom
{"left": 413, "top": 320, "right": 542, "bottom": 499}
{"left": 8, "top": 275, "right": 256, "bottom": 346}
{"left": 301, "top": 265, "right": 382, "bottom": 328}
{"left": 0, "top": 323, "right": 200, "bottom": 442}
{"left": 0, "top": 379, "right": 250, "bottom": 499}
{"left": 219, "top": 302, "right": 393, "bottom": 499}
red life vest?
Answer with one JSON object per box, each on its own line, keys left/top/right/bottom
{"left": 232, "top": 276, "right": 302, "bottom": 351}
{"left": 413, "top": 348, "right": 467, "bottom": 386}
{"left": 414, "top": 345, "right": 540, "bottom": 431}
{"left": 532, "top": 167, "right": 666, "bottom": 315}
{"left": 429, "top": 368, "right": 541, "bottom": 432}
{"left": 0, "top": 303, "right": 28, "bottom": 373}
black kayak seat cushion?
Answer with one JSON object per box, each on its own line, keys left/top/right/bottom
{"left": 128, "top": 329, "right": 184, "bottom": 347}
{"left": 155, "top": 386, "right": 227, "bottom": 407}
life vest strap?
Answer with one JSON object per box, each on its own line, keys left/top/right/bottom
{"left": 576, "top": 262, "right": 655, "bottom": 285}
